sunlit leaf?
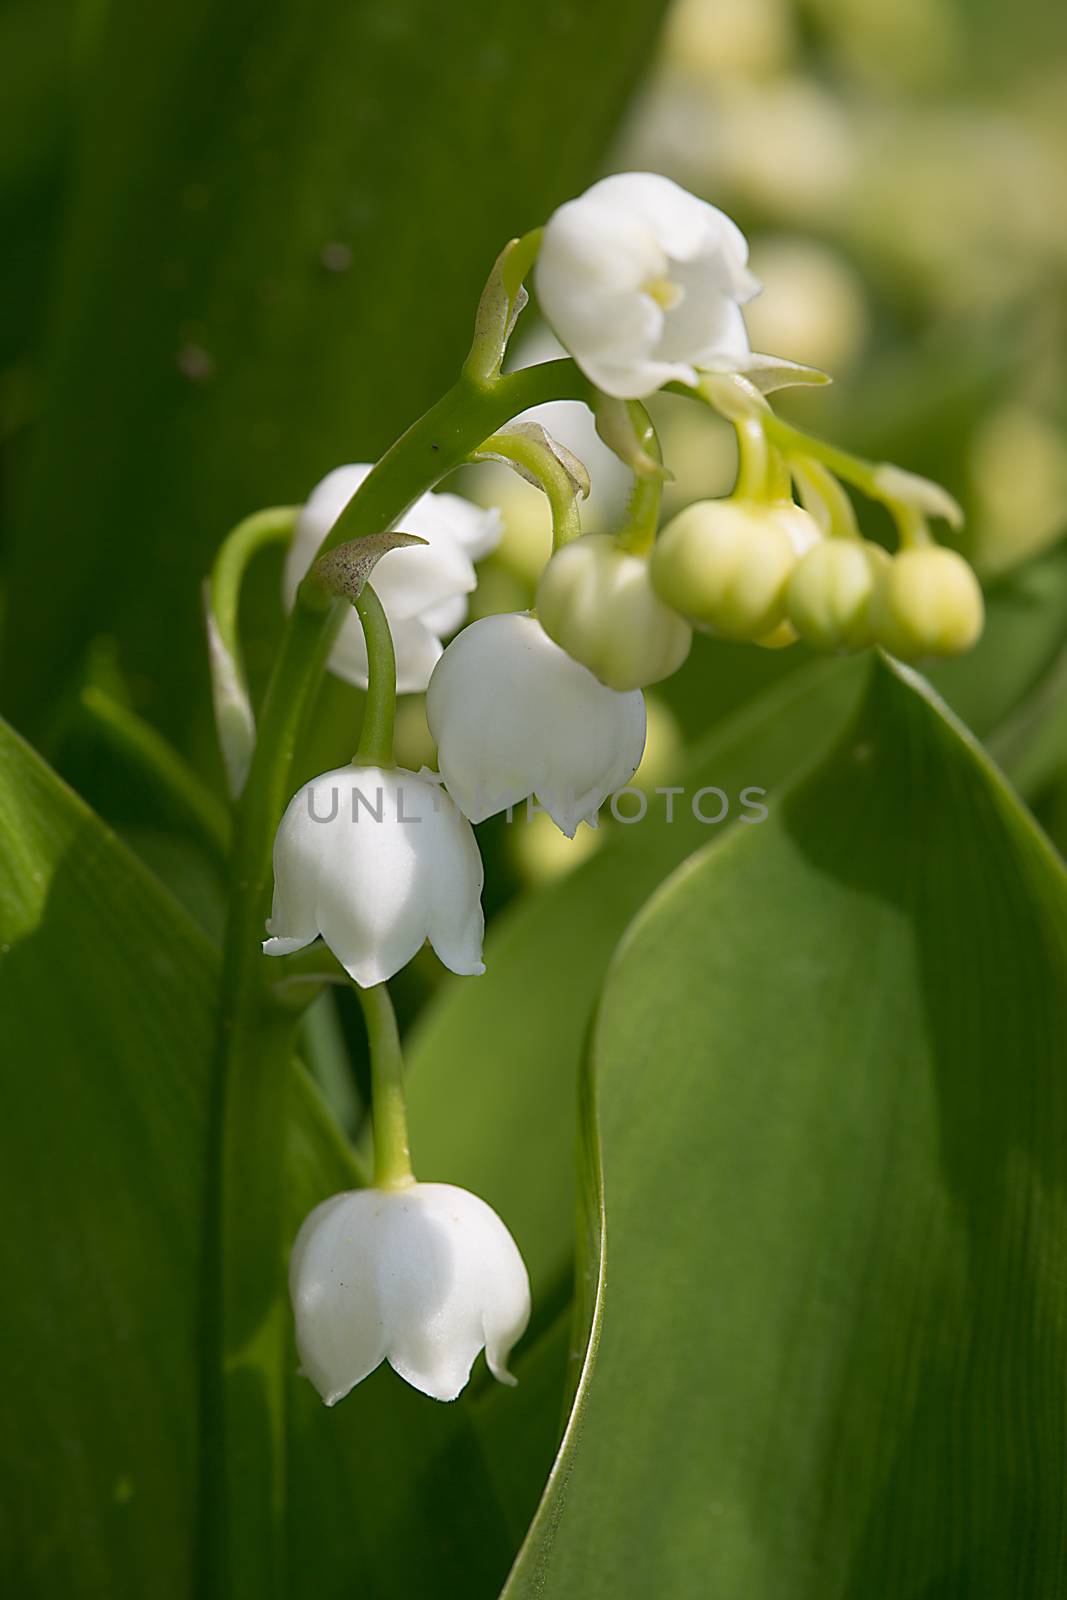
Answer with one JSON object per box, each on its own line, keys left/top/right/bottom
{"left": 505, "top": 656, "right": 1067, "bottom": 1595}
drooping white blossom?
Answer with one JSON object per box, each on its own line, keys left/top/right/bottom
{"left": 285, "top": 466, "right": 502, "bottom": 693}
{"left": 426, "top": 611, "right": 646, "bottom": 837}
{"left": 535, "top": 171, "right": 759, "bottom": 400}
{"left": 263, "top": 763, "right": 484, "bottom": 986}
{"left": 290, "top": 1181, "right": 531, "bottom": 1404}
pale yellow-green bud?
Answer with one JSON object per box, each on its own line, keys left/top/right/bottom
{"left": 536, "top": 534, "right": 692, "bottom": 691}
{"left": 753, "top": 618, "right": 800, "bottom": 650}
{"left": 870, "top": 547, "right": 984, "bottom": 660}
{"left": 753, "top": 502, "right": 824, "bottom": 648}
{"left": 785, "top": 539, "right": 891, "bottom": 653}
{"left": 651, "top": 498, "right": 820, "bottom": 642}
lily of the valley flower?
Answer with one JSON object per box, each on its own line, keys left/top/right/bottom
{"left": 426, "top": 611, "right": 646, "bottom": 837}
{"left": 263, "top": 763, "right": 484, "bottom": 986}
{"left": 285, "top": 466, "right": 502, "bottom": 693}
{"left": 535, "top": 171, "right": 759, "bottom": 400}
{"left": 290, "top": 1181, "right": 531, "bottom": 1404}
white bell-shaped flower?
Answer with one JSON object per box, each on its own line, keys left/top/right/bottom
{"left": 264, "top": 763, "right": 484, "bottom": 986}
{"left": 290, "top": 1181, "right": 531, "bottom": 1404}
{"left": 535, "top": 171, "right": 759, "bottom": 400}
{"left": 285, "top": 466, "right": 502, "bottom": 693}
{"left": 426, "top": 612, "right": 646, "bottom": 837}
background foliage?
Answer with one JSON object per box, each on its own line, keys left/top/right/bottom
{"left": 2, "top": 0, "right": 1066, "bottom": 1595}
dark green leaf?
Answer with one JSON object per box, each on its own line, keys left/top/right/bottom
{"left": 0, "top": 717, "right": 215, "bottom": 1597}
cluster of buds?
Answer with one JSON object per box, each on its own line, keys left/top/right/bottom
{"left": 650, "top": 495, "right": 823, "bottom": 650}
{"left": 210, "top": 169, "right": 989, "bottom": 1414}
{"left": 649, "top": 492, "right": 984, "bottom": 661}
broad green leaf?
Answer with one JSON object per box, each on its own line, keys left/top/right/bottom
{"left": 505, "top": 655, "right": 1067, "bottom": 1596}
{"left": 1, "top": 0, "right": 668, "bottom": 752}
{"left": 406, "top": 658, "right": 869, "bottom": 1304}
{"left": 0, "top": 720, "right": 215, "bottom": 1599}
{"left": 0, "top": 717, "right": 519, "bottom": 1597}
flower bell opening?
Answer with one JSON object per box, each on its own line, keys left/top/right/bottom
{"left": 290, "top": 1183, "right": 531, "bottom": 1405}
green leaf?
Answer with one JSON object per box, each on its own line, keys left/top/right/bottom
{"left": 1, "top": 0, "right": 668, "bottom": 752}
{"left": 0, "top": 717, "right": 518, "bottom": 1597}
{"left": 0, "top": 717, "right": 215, "bottom": 1596}
{"left": 505, "top": 655, "right": 1067, "bottom": 1595}
{"left": 469, "top": 1310, "right": 573, "bottom": 1552}
{"left": 406, "top": 658, "right": 869, "bottom": 1303}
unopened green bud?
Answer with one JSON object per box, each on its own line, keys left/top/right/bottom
{"left": 650, "top": 498, "right": 820, "bottom": 642}
{"left": 753, "top": 502, "right": 824, "bottom": 648}
{"left": 786, "top": 539, "right": 891, "bottom": 653}
{"left": 537, "top": 534, "right": 692, "bottom": 691}
{"left": 870, "top": 547, "right": 984, "bottom": 660}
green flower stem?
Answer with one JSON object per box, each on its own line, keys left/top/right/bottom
{"left": 209, "top": 507, "right": 300, "bottom": 665}
{"left": 888, "top": 499, "right": 934, "bottom": 550}
{"left": 202, "top": 357, "right": 586, "bottom": 1600}
{"left": 298, "top": 361, "right": 585, "bottom": 593}
{"left": 353, "top": 584, "right": 396, "bottom": 766}
{"left": 791, "top": 457, "right": 862, "bottom": 541}
{"left": 695, "top": 373, "right": 953, "bottom": 538}
{"left": 761, "top": 413, "right": 899, "bottom": 509}
{"left": 357, "top": 982, "right": 414, "bottom": 1190}
{"left": 694, "top": 372, "right": 896, "bottom": 505}
{"left": 206, "top": 506, "right": 300, "bottom": 797}
{"left": 462, "top": 228, "right": 543, "bottom": 387}
{"left": 615, "top": 404, "right": 663, "bottom": 556}
{"left": 79, "top": 684, "right": 231, "bottom": 865}
{"left": 732, "top": 416, "right": 771, "bottom": 502}
{"left": 766, "top": 417, "right": 936, "bottom": 547}
{"left": 479, "top": 427, "right": 584, "bottom": 550}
